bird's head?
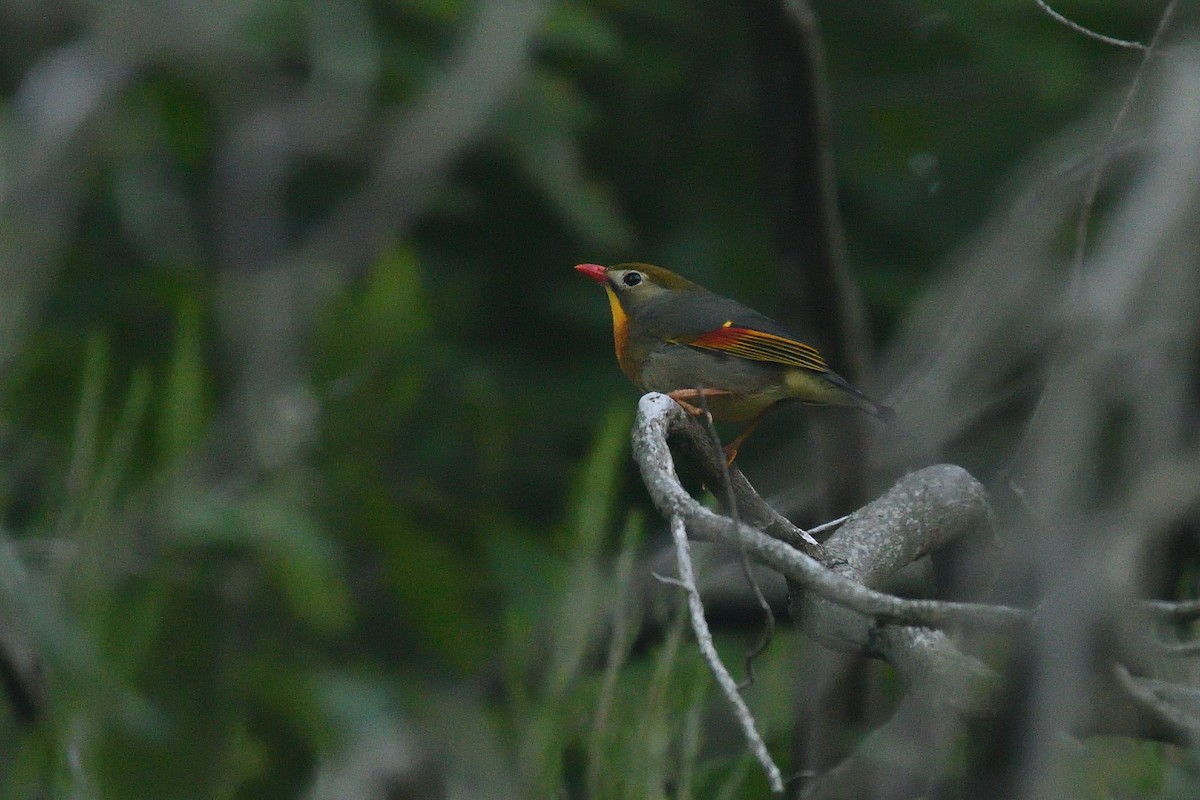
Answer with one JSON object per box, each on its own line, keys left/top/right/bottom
{"left": 574, "top": 262, "right": 700, "bottom": 313}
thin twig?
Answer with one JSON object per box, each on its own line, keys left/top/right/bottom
{"left": 693, "top": 390, "right": 775, "bottom": 690}
{"left": 667, "top": 514, "right": 784, "bottom": 794}
{"left": 737, "top": 573, "right": 776, "bottom": 691}
{"left": 652, "top": 572, "right": 690, "bottom": 590}
{"left": 1068, "top": 0, "right": 1177, "bottom": 290}
{"left": 663, "top": 410, "right": 820, "bottom": 554}
{"left": 1034, "top": 0, "right": 1147, "bottom": 52}
{"left": 808, "top": 514, "right": 849, "bottom": 536}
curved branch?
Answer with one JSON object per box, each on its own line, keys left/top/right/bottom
{"left": 633, "top": 390, "right": 1200, "bottom": 799}
{"left": 663, "top": 412, "right": 821, "bottom": 554}
{"left": 632, "top": 393, "right": 1030, "bottom": 635}
{"left": 1034, "top": 0, "right": 1149, "bottom": 51}
{"left": 1145, "top": 598, "right": 1200, "bottom": 623}
{"left": 1107, "top": 665, "right": 1200, "bottom": 745}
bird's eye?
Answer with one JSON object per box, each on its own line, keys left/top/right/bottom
{"left": 623, "top": 272, "right": 643, "bottom": 287}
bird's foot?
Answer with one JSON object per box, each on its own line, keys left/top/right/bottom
{"left": 667, "top": 388, "right": 731, "bottom": 419}
{"left": 669, "top": 396, "right": 707, "bottom": 418}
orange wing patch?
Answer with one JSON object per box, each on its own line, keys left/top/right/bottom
{"left": 685, "top": 324, "right": 828, "bottom": 372}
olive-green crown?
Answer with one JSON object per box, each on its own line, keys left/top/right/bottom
{"left": 609, "top": 263, "right": 703, "bottom": 292}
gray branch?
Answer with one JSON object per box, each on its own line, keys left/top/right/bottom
{"left": 664, "top": 515, "right": 784, "bottom": 793}
{"left": 632, "top": 393, "right": 1029, "bottom": 634}
{"left": 630, "top": 390, "right": 1200, "bottom": 797}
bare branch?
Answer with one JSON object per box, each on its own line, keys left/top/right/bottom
{"left": 634, "top": 389, "right": 1200, "bottom": 789}
{"left": 808, "top": 514, "right": 849, "bottom": 536}
{"left": 663, "top": 409, "right": 819, "bottom": 553}
{"left": 1034, "top": 0, "right": 1149, "bottom": 51}
{"left": 665, "top": 515, "right": 784, "bottom": 794}
{"left": 633, "top": 393, "right": 1030, "bottom": 636}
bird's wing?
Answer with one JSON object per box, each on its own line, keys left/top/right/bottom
{"left": 637, "top": 290, "right": 831, "bottom": 373}
{"left": 682, "top": 324, "right": 829, "bottom": 373}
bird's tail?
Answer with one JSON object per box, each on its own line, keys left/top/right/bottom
{"left": 871, "top": 401, "right": 897, "bottom": 423}
{"left": 822, "top": 370, "right": 895, "bottom": 422}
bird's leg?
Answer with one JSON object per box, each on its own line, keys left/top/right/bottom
{"left": 722, "top": 406, "right": 771, "bottom": 465}
{"left": 667, "top": 388, "right": 732, "bottom": 418}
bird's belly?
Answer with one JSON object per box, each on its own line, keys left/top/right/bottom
{"left": 635, "top": 345, "right": 787, "bottom": 422}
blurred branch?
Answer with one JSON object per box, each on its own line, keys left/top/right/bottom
{"left": 304, "top": 0, "right": 549, "bottom": 267}
{"left": 1009, "top": 0, "right": 1179, "bottom": 478}
{"left": 1145, "top": 598, "right": 1200, "bottom": 622}
{"left": 209, "top": 0, "right": 548, "bottom": 474}
{"left": 744, "top": 0, "right": 865, "bottom": 374}
{"left": 745, "top": 0, "right": 873, "bottom": 513}
{"left": 800, "top": 666, "right": 987, "bottom": 800}
{"left": 1158, "top": 641, "right": 1200, "bottom": 657}
{"left": 1006, "top": 39, "right": 1200, "bottom": 791}
{"left": 1068, "top": 0, "right": 1176, "bottom": 287}
{"left": 804, "top": 647, "right": 1200, "bottom": 799}
{"left": 0, "top": 619, "right": 42, "bottom": 724}
{"left": 1108, "top": 664, "right": 1200, "bottom": 745}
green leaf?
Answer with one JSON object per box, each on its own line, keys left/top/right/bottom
{"left": 361, "top": 243, "right": 428, "bottom": 342}
{"left": 61, "top": 333, "right": 110, "bottom": 529}
{"left": 540, "top": 5, "right": 621, "bottom": 61}
{"left": 379, "top": 524, "right": 488, "bottom": 669}
{"left": 562, "top": 401, "right": 633, "bottom": 557}
{"left": 159, "top": 297, "right": 208, "bottom": 464}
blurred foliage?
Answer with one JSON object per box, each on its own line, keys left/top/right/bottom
{"left": 0, "top": 0, "right": 1188, "bottom": 797}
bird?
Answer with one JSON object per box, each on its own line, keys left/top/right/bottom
{"left": 575, "top": 262, "right": 893, "bottom": 461}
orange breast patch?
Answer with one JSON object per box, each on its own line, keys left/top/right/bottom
{"left": 603, "top": 285, "right": 635, "bottom": 379}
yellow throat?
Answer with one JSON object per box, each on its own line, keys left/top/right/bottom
{"left": 602, "top": 285, "right": 634, "bottom": 379}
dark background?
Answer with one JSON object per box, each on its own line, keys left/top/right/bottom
{"left": 0, "top": 1, "right": 1189, "bottom": 797}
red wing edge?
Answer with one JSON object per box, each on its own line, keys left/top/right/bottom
{"left": 684, "top": 324, "right": 828, "bottom": 373}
